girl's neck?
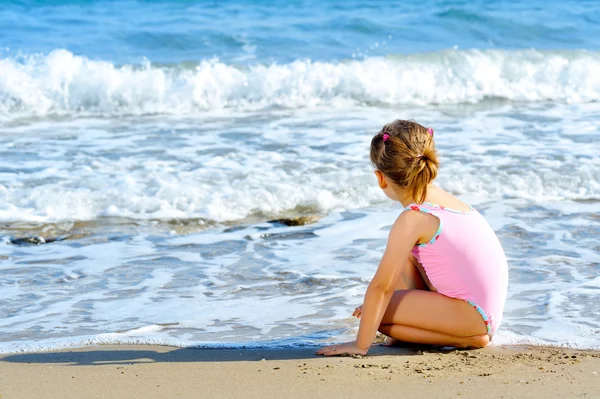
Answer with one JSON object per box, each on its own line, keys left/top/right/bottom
{"left": 398, "top": 184, "right": 437, "bottom": 207}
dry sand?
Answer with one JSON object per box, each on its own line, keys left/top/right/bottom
{"left": 1, "top": 344, "right": 599, "bottom": 398}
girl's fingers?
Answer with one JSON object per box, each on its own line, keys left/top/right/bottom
{"left": 317, "top": 344, "right": 338, "bottom": 355}
{"left": 316, "top": 346, "right": 333, "bottom": 355}
{"left": 319, "top": 347, "right": 335, "bottom": 356}
{"left": 318, "top": 344, "right": 347, "bottom": 356}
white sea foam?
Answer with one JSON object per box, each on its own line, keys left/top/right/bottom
{"left": 3, "top": 49, "right": 600, "bottom": 120}
{"left": 0, "top": 105, "right": 598, "bottom": 224}
{"left": 0, "top": 329, "right": 323, "bottom": 355}
{"left": 2, "top": 329, "right": 599, "bottom": 355}
{"left": 0, "top": 151, "right": 596, "bottom": 224}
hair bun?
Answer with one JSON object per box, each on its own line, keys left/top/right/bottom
{"left": 369, "top": 120, "right": 439, "bottom": 203}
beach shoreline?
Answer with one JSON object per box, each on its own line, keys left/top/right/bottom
{"left": 1, "top": 344, "right": 599, "bottom": 398}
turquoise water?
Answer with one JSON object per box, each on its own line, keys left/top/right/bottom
{"left": 0, "top": 1, "right": 599, "bottom": 353}
{"left": 2, "top": 0, "right": 600, "bottom": 64}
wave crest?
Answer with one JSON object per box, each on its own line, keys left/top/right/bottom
{"left": 2, "top": 49, "right": 600, "bottom": 119}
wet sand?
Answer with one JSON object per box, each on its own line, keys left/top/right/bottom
{"left": 1, "top": 345, "right": 599, "bottom": 398}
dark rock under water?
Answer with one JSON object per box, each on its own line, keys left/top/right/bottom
{"left": 268, "top": 215, "right": 321, "bottom": 227}
{"left": 9, "top": 236, "right": 64, "bottom": 246}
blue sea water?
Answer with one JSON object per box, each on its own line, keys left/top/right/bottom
{"left": 0, "top": 0, "right": 599, "bottom": 353}
{"left": 3, "top": 0, "right": 600, "bottom": 65}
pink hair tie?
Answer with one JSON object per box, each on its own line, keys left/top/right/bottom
{"left": 382, "top": 133, "right": 390, "bottom": 142}
{"left": 427, "top": 128, "right": 434, "bottom": 137}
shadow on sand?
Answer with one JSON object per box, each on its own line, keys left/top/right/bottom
{"left": 0, "top": 344, "right": 455, "bottom": 366}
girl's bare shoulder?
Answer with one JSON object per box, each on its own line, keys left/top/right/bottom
{"left": 426, "top": 186, "right": 471, "bottom": 213}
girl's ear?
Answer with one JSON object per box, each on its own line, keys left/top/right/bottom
{"left": 374, "top": 170, "right": 388, "bottom": 189}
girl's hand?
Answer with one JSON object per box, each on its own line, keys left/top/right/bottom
{"left": 315, "top": 341, "right": 368, "bottom": 357}
{"left": 352, "top": 305, "right": 363, "bottom": 318}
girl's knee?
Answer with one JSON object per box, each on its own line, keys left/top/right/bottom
{"left": 377, "top": 323, "right": 390, "bottom": 335}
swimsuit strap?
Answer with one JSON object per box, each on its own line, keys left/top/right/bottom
{"left": 404, "top": 202, "right": 474, "bottom": 215}
{"left": 403, "top": 202, "right": 441, "bottom": 214}
{"left": 403, "top": 203, "right": 443, "bottom": 247}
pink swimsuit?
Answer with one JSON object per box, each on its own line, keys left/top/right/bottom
{"left": 405, "top": 202, "right": 509, "bottom": 334}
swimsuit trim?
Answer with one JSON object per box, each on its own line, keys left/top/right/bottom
{"left": 416, "top": 220, "right": 443, "bottom": 247}
{"left": 403, "top": 204, "right": 443, "bottom": 247}
{"left": 419, "top": 201, "right": 474, "bottom": 215}
{"left": 466, "top": 300, "right": 493, "bottom": 334}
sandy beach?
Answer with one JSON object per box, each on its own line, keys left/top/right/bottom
{"left": 1, "top": 345, "right": 599, "bottom": 398}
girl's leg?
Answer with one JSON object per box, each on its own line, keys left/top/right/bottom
{"left": 379, "top": 289, "right": 490, "bottom": 348}
{"left": 379, "top": 324, "right": 489, "bottom": 348}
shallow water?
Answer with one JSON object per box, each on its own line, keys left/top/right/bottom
{"left": 1, "top": 0, "right": 599, "bottom": 353}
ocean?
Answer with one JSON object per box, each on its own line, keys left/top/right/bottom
{"left": 0, "top": 0, "right": 599, "bottom": 353}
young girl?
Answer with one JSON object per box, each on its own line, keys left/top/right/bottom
{"left": 317, "top": 120, "right": 508, "bottom": 356}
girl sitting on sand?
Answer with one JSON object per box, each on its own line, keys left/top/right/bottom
{"left": 317, "top": 120, "right": 508, "bottom": 356}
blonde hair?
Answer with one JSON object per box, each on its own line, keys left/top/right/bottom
{"left": 369, "top": 120, "right": 439, "bottom": 203}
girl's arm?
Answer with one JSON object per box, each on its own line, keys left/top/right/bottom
{"left": 316, "top": 211, "right": 423, "bottom": 356}
{"left": 355, "top": 211, "right": 421, "bottom": 350}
